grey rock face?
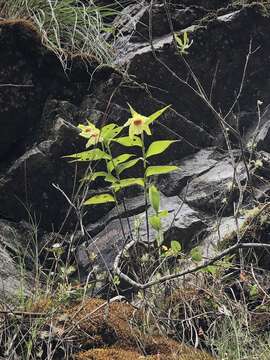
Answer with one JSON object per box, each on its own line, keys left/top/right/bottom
{"left": 159, "top": 148, "right": 221, "bottom": 196}
{"left": 182, "top": 157, "right": 246, "bottom": 213}
{"left": 76, "top": 193, "right": 206, "bottom": 276}
{"left": 201, "top": 216, "right": 245, "bottom": 259}
{"left": 0, "top": 220, "right": 33, "bottom": 301}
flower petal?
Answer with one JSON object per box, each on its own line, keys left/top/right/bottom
{"left": 144, "top": 125, "right": 152, "bottom": 136}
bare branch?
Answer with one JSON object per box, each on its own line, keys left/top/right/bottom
{"left": 114, "top": 240, "right": 270, "bottom": 290}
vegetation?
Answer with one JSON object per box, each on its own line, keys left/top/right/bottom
{"left": 0, "top": 0, "right": 117, "bottom": 69}
{"left": 1, "top": 1, "right": 270, "bottom": 360}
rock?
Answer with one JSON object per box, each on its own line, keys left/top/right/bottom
{"left": 76, "top": 193, "right": 206, "bottom": 277}
{"left": 115, "top": 5, "right": 270, "bottom": 134}
{"left": 250, "top": 106, "right": 270, "bottom": 154}
{"left": 0, "top": 19, "right": 95, "bottom": 165}
{"left": 182, "top": 156, "right": 246, "bottom": 214}
{"left": 0, "top": 220, "right": 33, "bottom": 301}
{"left": 112, "top": 2, "right": 208, "bottom": 44}
{"left": 86, "top": 194, "right": 147, "bottom": 236}
{"left": 0, "top": 147, "right": 54, "bottom": 222}
{"left": 76, "top": 217, "right": 130, "bottom": 278}
{"left": 201, "top": 215, "right": 245, "bottom": 258}
{"left": 255, "top": 121, "right": 270, "bottom": 152}
{"left": 158, "top": 147, "right": 222, "bottom": 196}
{"left": 0, "top": 108, "right": 113, "bottom": 231}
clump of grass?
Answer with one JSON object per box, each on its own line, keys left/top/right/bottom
{"left": 208, "top": 308, "right": 270, "bottom": 360}
{"left": 0, "top": 0, "right": 117, "bottom": 70}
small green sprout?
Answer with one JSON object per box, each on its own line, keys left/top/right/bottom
{"left": 174, "top": 31, "right": 193, "bottom": 55}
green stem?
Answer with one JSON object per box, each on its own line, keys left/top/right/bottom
{"left": 106, "top": 143, "right": 133, "bottom": 243}
{"left": 102, "top": 143, "right": 128, "bottom": 245}
{"left": 141, "top": 133, "right": 150, "bottom": 246}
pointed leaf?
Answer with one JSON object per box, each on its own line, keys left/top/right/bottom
{"left": 174, "top": 33, "right": 183, "bottom": 46}
{"left": 184, "top": 31, "right": 188, "bottom": 44}
{"left": 146, "top": 165, "right": 178, "bottom": 177}
{"left": 149, "top": 215, "right": 161, "bottom": 231}
{"left": 149, "top": 184, "right": 160, "bottom": 213}
{"left": 80, "top": 171, "right": 107, "bottom": 182}
{"left": 111, "top": 178, "right": 144, "bottom": 191}
{"left": 158, "top": 210, "right": 169, "bottom": 217}
{"left": 101, "top": 123, "right": 122, "bottom": 142}
{"left": 145, "top": 105, "right": 171, "bottom": 126}
{"left": 118, "top": 158, "right": 142, "bottom": 174}
{"left": 64, "top": 148, "right": 111, "bottom": 162}
{"left": 146, "top": 140, "right": 177, "bottom": 158}
{"left": 112, "top": 136, "right": 142, "bottom": 147}
{"left": 84, "top": 193, "right": 115, "bottom": 205}
{"left": 105, "top": 174, "right": 118, "bottom": 183}
{"left": 107, "top": 154, "right": 135, "bottom": 173}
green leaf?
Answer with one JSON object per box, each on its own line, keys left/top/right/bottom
{"left": 111, "top": 178, "right": 144, "bottom": 192}
{"left": 145, "top": 105, "right": 171, "bottom": 126}
{"left": 64, "top": 148, "right": 111, "bottom": 162}
{"left": 146, "top": 140, "right": 177, "bottom": 158}
{"left": 105, "top": 174, "right": 118, "bottom": 183}
{"left": 249, "top": 284, "right": 259, "bottom": 298}
{"left": 107, "top": 154, "right": 135, "bottom": 173}
{"left": 113, "top": 275, "right": 120, "bottom": 286}
{"left": 203, "top": 265, "right": 218, "bottom": 276}
{"left": 101, "top": 123, "right": 122, "bottom": 142}
{"left": 171, "top": 240, "right": 182, "bottom": 254}
{"left": 146, "top": 165, "right": 178, "bottom": 177}
{"left": 149, "top": 215, "right": 161, "bottom": 231}
{"left": 84, "top": 193, "right": 116, "bottom": 205}
{"left": 149, "top": 184, "right": 160, "bottom": 213}
{"left": 118, "top": 158, "right": 142, "bottom": 174}
{"left": 112, "top": 136, "right": 142, "bottom": 147}
{"left": 174, "top": 33, "right": 183, "bottom": 47}
{"left": 184, "top": 31, "right": 188, "bottom": 44}
{"left": 158, "top": 210, "right": 169, "bottom": 218}
{"left": 190, "top": 247, "right": 202, "bottom": 262}
{"left": 80, "top": 171, "right": 107, "bottom": 182}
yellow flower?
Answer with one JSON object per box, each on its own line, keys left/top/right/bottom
{"left": 124, "top": 104, "right": 151, "bottom": 140}
{"left": 78, "top": 122, "right": 103, "bottom": 148}
{"left": 124, "top": 103, "right": 171, "bottom": 140}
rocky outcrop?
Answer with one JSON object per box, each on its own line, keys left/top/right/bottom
{"left": 76, "top": 193, "right": 206, "bottom": 279}
{"left": 0, "top": 220, "right": 33, "bottom": 300}
{"left": 1, "top": 2, "right": 270, "bottom": 302}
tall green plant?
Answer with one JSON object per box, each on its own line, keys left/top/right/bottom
{"left": 65, "top": 104, "right": 180, "bottom": 253}
{"left": 65, "top": 105, "right": 178, "bottom": 210}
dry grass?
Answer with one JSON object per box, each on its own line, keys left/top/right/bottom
{"left": 0, "top": 0, "right": 117, "bottom": 70}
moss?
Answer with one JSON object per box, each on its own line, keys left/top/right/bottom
{"left": 76, "top": 341, "right": 215, "bottom": 360}
{"left": 64, "top": 298, "right": 215, "bottom": 360}
{"left": 75, "top": 347, "right": 156, "bottom": 360}
{"left": 64, "top": 298, "right": 138, "bottom": 348}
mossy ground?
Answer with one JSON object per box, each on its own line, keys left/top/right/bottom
{"left": 64, "top": 298, "right": 215, "bottom": 360}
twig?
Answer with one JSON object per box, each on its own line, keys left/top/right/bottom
{"left": 0, "top": 83, "right": 33, "bottom": 87}
{"left": 114, "top": 240, "right": 270, "bottom": 290}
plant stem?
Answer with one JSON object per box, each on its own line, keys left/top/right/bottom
{"left": 141, "top": 133, "right": 150, "bottom": 247}
{"left": 102, "top": 143, "right": 127, "bottom": 245}
{"left": 106, "top": 143, "right": 134, "bottom": 243}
